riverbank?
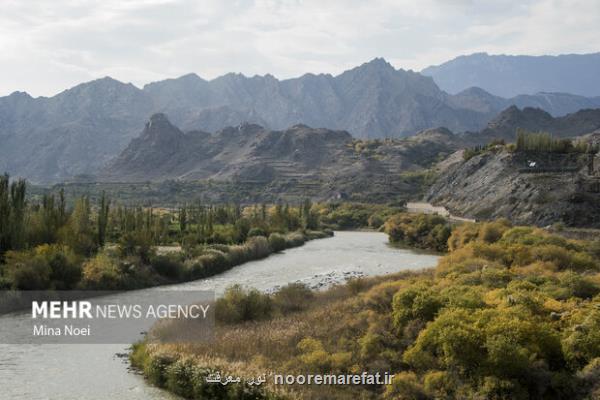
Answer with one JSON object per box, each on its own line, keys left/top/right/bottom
{"left": 132, "top": 221, "right": 600, "bottom": 400}
{"left": 1, "top": 230, "right": 439, "bottom": 399}
{"left": 85, "top": 229, "right": 334, "bottom": 291}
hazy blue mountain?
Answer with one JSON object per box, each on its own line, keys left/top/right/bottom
{"left": 422, "top": 52, "right": 600, "bottom": 97}
{"left": 451, "top": 87, "right": 600, "bottom": 117}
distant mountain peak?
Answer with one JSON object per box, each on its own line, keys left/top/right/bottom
{"left": 8, "top": 91, "right": 32, "bottom": 98}
{"left": 180, "top": 72, "right": 201, "bottom": 79}
{"left": 422, "top": 52, "right": 600, "bottom": 97}
{"left": 360, "top": 57, "right": 395, "bottom": 71}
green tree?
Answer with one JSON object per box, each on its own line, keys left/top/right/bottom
{"left": 97, "top": 191, "right": 110, "bottom": 247}
{"left": 63, "top": 196, "right": 96, "bottom": 256}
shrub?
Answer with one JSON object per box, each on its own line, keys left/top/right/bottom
{"left": 384, "top": 372, "right": 428, "bottom": 400}
{"left": 368, "top": 214, "right": 385, "bottom": 229}
{"left": 297, "top": 338, "right": 331, "bottom": 372}
{"left": 273, "top": 283, "right": 314, "bottom": 314}
{"left": 447, "top": 223, "right": 480, "bottom": 251}
{"left": 150, "top": 253, "right": 184, "bottom": 280}
{"left": 3, "top": 250, "right": 52, "bottom": 290}
{"left": 385, "top": 213, "right": 451, "bottom": 252}
{"left": 479, "top": 222, "right": 508, "bottom": 244}
{"left": 118, "top": 231, "right": 154, "bottom": 263}
{"left": 268, "top": 233, "right": 286, "bottom": 252}
{"left": 82, "top": 252, "right": 123, "bottom": 289}
{"left": 37, "top": 245, "right": 81, "bottom": 289}
{"left": 215, "top": 284, "right": 272, "bottom": 323}
{"left": 165, "top": 358, "right": 196, "bottom": 398}
{"left": 244, "top": 236, "right": 271, "bottom": 260}
{"left": 284, "top": 231, "right": 306, "bottom": 247}
{"left": 144, "top": 352, "right": 177, "bottom": 388}
{"left": 423, "top": 370, "right": 456, "bottom": 399}
{"left": 477, "top": 376, "right": 528, "bottom": 400}
{"left": 195, "top": 250, "right": 230, "bottom": 276}
{"left": 4, "top": 245, "right": 82, "bottom": 289}
{"left": 557, "top": 271, "right": 600, "bottom": 299}
{"left": 392, "top": 284, "right": 443, "bottom": 330}
{"left": 247, "top": 227, "right": 267, "bottom": 238}
{"left": 562, "top": 309, "right": 600, "bottom": 369}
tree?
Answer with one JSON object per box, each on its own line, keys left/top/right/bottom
{"left": 64, "top": 196, "right": 96, "bottom": 256}
{"left": 9, "top": 178, "right": 26, "bottom": 249}
{"left": 0, "top": 174, "right": 11, "bottom": 254}
{"left": 178, "top": 205, "right": 187, "bottom": 233}
{"left": 97, "top": 191, "right": 110, "bottom": 247}
{"left": 0, "top": 174, "right": 27, "bottom": 254}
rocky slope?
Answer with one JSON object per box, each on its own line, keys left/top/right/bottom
{"left": 426, "top": 148, "right": 600, "bottom": 228}
{"left": 3, "top": 57, "right": 600, "bottom": 183}
{"left": 0, "top": 78, "right": 153, "bottom": 183}
{"left": 462, "top": 106, "right": 600, "bottom": 145}
{"left": 422, "top": 52, "right": 600, "bottom": 97}
{"left": 101, "top": 114, "right": 460, "bottom": 202}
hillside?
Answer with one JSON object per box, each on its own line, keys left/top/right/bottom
{"left": 451, "top": 87, "right": 600, "bottom": 118}
{"left": 422, "top": 52, "right": 600, "bottom": 97}
{"left": 462, "top": 106, "right": 600, "bottom": 145}
{"left": 100, "top": 114, "right": 460, "bottom": 203}
{"left": 427, "top": 147, "right": 600, "bottom": 227}
{"left": 3, "top": 57, "right": 600, "bottom": 183}
{"left": 0, "top": 78, "right": 153, "bottom": 183}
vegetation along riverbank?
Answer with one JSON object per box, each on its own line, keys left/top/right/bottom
{"left": 132, "top": 217, "right": 600, "bottom": 400}
{"left": 0, "top": 174, "right": 332, "bottom": 291}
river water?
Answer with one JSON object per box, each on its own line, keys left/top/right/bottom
{"left": 0, "top": 231, "right": 439, "bottom": 400}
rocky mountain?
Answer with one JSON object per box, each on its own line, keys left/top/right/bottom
{"left": 426, "top": 147, "right": 600, "bottom": 228}
{"left": 0, "top": 78, "right": 153, "bottom": 183}
{"left": 461, "top": 106, "right": 600, "bottom": 145}
{"left": 143, "top": 58, "right": 491, "bottom": 138}
{"left": 424, "top": 107, "right": 600, "bottom": 228}
{"left": 3, "top": 57, "right": 600, "bottom": 183}
{"left": 422, "top": 52, "right": 600, "bottom": 98}
{"left": 451, "top": 87, "right": 600, "bottom": 118}
{"left": 101, "top": 114, "right": 460, "bottom": 202}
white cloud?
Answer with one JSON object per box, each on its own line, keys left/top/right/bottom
{"left": 0, "top": 0, "right": 598, "bottom": 96}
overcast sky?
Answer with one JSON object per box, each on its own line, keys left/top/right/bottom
{"left": 1, "top": 0, "right": 599, "bottom": 97}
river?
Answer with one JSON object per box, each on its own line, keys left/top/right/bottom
{"left": 0, "top": 231, "right": 439, "bottom": 400}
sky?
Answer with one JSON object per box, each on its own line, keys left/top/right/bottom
{"left": 1, "top": 0, "right": 599, "bottom": 97}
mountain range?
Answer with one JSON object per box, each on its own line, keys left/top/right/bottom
{"left": 95, "top": 107, "right": 600, "bottom": 206}
{"left": 461, "top": 106, "right": 600, "bottom": 145}
{"left": 99, "top": 113, "right": 459, "bottom": 203}
{"left": 2, "top": 56, "right": 600, "bottom": 183}
{"left": 422, "top": 52, "right": 600, "bottom": 98}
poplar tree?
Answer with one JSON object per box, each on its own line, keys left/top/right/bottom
{"left": 97, "top": 191, "right": 110, "bottom": 247}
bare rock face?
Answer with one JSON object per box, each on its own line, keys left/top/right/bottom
{"left": 101, "top": 115, "right": 461, "bottom": 202}
{"left": 427, "top": 148, "right": 600, "bottom": 228}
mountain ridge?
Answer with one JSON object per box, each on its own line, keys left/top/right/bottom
{"left": 3, "top": 57, "right": 600, "bottom": 183}
{"left": 422, "top": 52, "right": 600, "bottom": 97}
